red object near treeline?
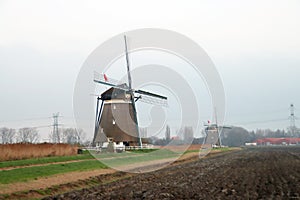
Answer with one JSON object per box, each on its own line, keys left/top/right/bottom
{"left": 255, "top": 138, "right": 300, "bottom": 145}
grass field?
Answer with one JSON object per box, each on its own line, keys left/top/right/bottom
{"left": 96, "top": 149, "right": 180, "bottom": 167}
{"left": 0, "top": 146, "right": 233, "bottom": 185}
{"left": 0, "top": 160, "right": 107, "bottom": 184}
{"left": 0, "top": 153, "right": 93, "bottom": 169}
{"left": 0, "top": 148, "right": 177, "bottom": 184}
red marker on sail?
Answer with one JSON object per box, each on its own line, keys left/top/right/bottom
{"left": 103, "top": 74, "right": 108, "bottom": 82}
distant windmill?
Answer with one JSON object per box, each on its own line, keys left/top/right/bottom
{"left": 92, "top": 36, "right": 168, "bottom": 147}
{"left": 204, "top": 109, "right": 231, "bottom": 147}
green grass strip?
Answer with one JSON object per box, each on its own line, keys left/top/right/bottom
{"left": 211, "top": 147, "right": 232, "bottom": 152}
{"left": 0, "top": 160, "right": 107, "bottom": 184}
{"left": 183, "top": 147, "right": 234, "bottom": 154}
{"left": 127, "top": 149, "right": 159, "bottom": 153}
{"left": 91, "top": 149, "right": 164, "bottom": 159}
{"left": 102, "top": 149, "right": 179, "bottom": 167}
{"left": 91, "top": 151, "right": 131, "bottom": 159}
{"left": 0, "top": 153, "right": 94, "bottom": 169}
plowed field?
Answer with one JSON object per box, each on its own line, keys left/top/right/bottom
{"left": 44, "top": 147, "right": 300, "bottom": 199}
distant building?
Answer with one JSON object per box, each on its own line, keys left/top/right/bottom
{"left": 165, "top": 125, "right": 171, "bottom": 141}
{"left": 255, "top": 138, "right": 300, "bottom": 145}
{"left": 171, "top": 136, "right": 180, "bottom": 140}
{"left": 245, "top": 142, "right": 257, "bottom": 146}
{"left": 183, "top": 126, "right": 194, "bottom": 142}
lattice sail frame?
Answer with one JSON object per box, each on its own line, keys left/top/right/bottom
{"left": 94, "top": 71, "right": 168, "bottom": 107}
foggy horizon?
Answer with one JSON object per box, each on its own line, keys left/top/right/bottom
{"left": 1, "top": 0, "right": 300, "bottom": 141}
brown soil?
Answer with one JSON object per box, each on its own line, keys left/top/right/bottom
{"left": 43, "top": 147, "right": 300, "bottom": 200}
{"left": 0, "top": 169, "right": 116, "bottom": 195}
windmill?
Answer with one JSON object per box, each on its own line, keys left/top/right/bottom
{"left": 92, "top": 35, "right": 168, "bottom": 148}
{"left": 204, "top": 109, "right": 231, "bottom": 148}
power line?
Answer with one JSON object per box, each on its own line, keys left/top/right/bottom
{"left": 0, "top": 116, "right": 52, "bottom": 123}
{"left": 230, "top": 118, "right": 289, "bottom": 126}
{"left": 289, "top": 104, "right": 296, "bottom": 127}
{"left": 52, "top": 112, "right": 63, "bottom": 143}
{"left": 289, "top": 103, "right": 297, "bottom": 134}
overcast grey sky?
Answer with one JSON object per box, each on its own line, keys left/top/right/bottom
{"left": 0, "top": 0, "right": 299, "bottom": 139}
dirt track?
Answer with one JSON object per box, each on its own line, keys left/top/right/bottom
{"left": 44, "top": 147, "right": 300, "bottom": 199}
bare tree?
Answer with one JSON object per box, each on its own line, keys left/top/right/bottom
{"left": 221, "top": 127, "right": 251, "bottom": 147}
{"left": 49, "top": 128, "right": 62, "bottom": 143}
{"left": 0, "top": 127, "right": 15, "bottom": 144}
{"left": 18, "top": 127, "right": 39, "bottom": 143}
{"left": 62, "top": 128, "right": 86, "bottom": 144}
{"left": 62, "top": 128, "right": 77, "bottom": 144}
{"left": 77, "top": 128, "right": 86, "bottom": 144}
{"left": 165, "top": 125, "right": 171, "bottom": 142}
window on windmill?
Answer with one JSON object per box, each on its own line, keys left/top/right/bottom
{"left": 112, "top": 119, "right": 116, "bottom": 125}
{"left": 113, "top": 104, "right": 116, "bottom": 110}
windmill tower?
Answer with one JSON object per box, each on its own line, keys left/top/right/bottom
{"left": 204, "top": 109, "right": 231, "bottom": 148}
{"left": 93, "top": 36, "right": 167, "bottom": 147}
{"left": 204, "top": 122, "right": 221, "bottom": 147}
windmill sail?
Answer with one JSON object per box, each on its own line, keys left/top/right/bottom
{"left": 135, "top": 89, "right": 167, "bottom": 100}
{"left": 138, "top": 95, "right": 168, "bottom": 107}
{"left": 124, "top": 35, "right": 132, "bottom": 90}
{"left": 94, "top": 72, "right": 167, "bottom": 107}
{"left": 94, "top": 72, "right": 127, "bottom": 89}
{"left": 123, "top": 35, "right": 142, "bottom": 147}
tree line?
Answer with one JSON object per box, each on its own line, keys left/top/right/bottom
{"left": 149, "top": 125, "right": 300, "bottom": 147}
{"left": 149, "top": 125, "right": 195, "bottom": 146}
{"left": 221, "top": 126, "right": 300, "bottom": 147}
{"left": 0, "top": 127, "right": 86, "bottom": 144}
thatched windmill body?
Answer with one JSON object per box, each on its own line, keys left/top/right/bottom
{"left": 93, "top": 36, "right": 167, "bottom": 147}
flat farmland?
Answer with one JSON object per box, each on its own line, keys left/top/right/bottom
{"left": 44, "top": 147, "right": 300, "bottom": 199}
{"left": 0, "top": 144, "right": 210, "bottom": 199}
{"left": 1, "top": 146, "right": 299, "bottom": 199}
